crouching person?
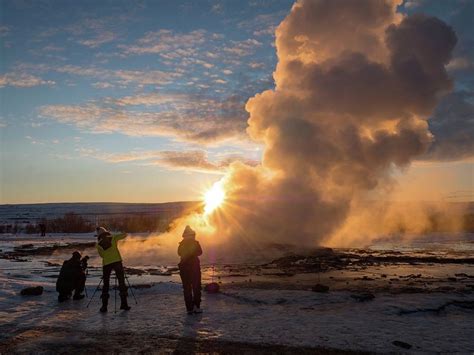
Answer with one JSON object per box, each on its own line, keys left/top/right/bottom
{"left": 178, "top": 225, "right": 203, "bottom": 314}
{"left": 96, "top": 227, "right": 130, "bottom": 312}
{"left": 56, "top": 251, "right": 86, "bottom": 302}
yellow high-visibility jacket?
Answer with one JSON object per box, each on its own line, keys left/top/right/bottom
{"left": 96, "top": 233, "right": 126, "bottom": 266}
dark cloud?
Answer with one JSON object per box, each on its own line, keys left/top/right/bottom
{"left": 423, "top": 90, "right": 474, "bottom": 161}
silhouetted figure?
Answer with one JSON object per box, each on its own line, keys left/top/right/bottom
{"left": 96, "top": 226, "right": 130, "bottom": 312}
{"left": 178, "top": 225, "right": 203, "bottom": 314}
{"left": 56, "top": 251, "right": 86, "bottom": 302}
{"left": 39, "top": 223, "right": 46, "bottom": 237}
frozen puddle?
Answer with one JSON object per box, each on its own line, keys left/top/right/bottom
{"left": 1, "top": 281, "right": 474, "bottom": 353}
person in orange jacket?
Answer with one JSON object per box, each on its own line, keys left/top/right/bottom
{"left": 178, "top": 225, "right": 203, "bottom": 314}
{"left": 96, "top": 226, "right": 130, "bottom": 312}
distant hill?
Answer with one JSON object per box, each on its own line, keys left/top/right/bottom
{"left": 0, "top": 201, "right": 201, "bottom": 225}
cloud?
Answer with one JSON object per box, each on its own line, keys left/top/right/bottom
{"left": 151, "top": 150, "right": 257, "bottom": 173}
{"left": 39, "top": 93, "right": 248, "bottom": 144}
{"left": 224, "top": 39, "right": 262, "bottom": 57}
{"left": 211, "top": 2, "right": 224, "bottom": 14}
{"left": 119, "top": 29, "right": 207, "bottom": 56}
{"left": 42, "top": 44, "right": 64, "bottom": 52}
{"left": 447, "top": 57, "right": 474, "bottom": 71}
{"left": 0, "top": 73, "right": 55, "bottom": 88}
{"left": 422, "top": 90, "right": 474, "bottom": 161}
{"left": 237, "top": 11, "right": 287, "bottom": 38}
{"left": 0, "top": 25, "right": 10, "bottom": 37}
{"left": 64, "top": 15, "right": 130, "bottom": 48}
{"left": 54, "top": 65, "right": 180, "bottom": 87}
{"left": 111, "top": 93, "right": 187, "bottom": 106}
{"left": 113, "top": 69, "right": 179, "bottom": 86}
{"left": 403, "top": 0, "right": 423, "bottom": 9}
{"left": 77, "top": 31, "right": 116, "bottom": 48}
{"left": 92, "top": 82, "right": 114, "bottom": 89}
{"left": 77, "top": 148, "right": 257, "bottom": 174}
{"left": 249, "top": 62, "right": 265, "bottom": 69}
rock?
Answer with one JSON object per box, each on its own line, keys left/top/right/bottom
{"left": 437, "top": 286, "right": 456, "bottom": 291}
{"left": 205, "top": 282, "right": 220, "bottom": 293}
{"left": 148, "top": 270, "right": 172, "bottom": 276}
{"left": 350, "top": 292, "right": 375, "bottom": 302}
{"left": 20, "top": 286, "right": 43, "bottom": 296}
{"left": 398, "top": 286, "right": 425, "bottom": 293}
{"left": 312, "top": 284, "right": 329, "bottom": 293}
{"left": 125, "top": 267, "right": 146, "bottom": 275}
{"left": 262, "top": 272, "right": 295, "bottom": 277}
{"left": 18, "top": 243, "right": 34, "bottom": 249}
{"left": 354, "top": 276, "right": 374, "bottom": 281}
{"left": 131, "top": 284, "right": 153, "bottom": 289}
{"left": 392, "top": 340, "right": 412, "bottom": 349}
{"left": 44, "top": 261, "right": 61, "bottom": 267}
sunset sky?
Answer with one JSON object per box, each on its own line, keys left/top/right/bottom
{"left": 0, "top": 0, "right": 472, "bottom": 204}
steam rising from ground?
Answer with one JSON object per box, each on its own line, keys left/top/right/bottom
{"left": 121, "top": 0, "right": 461, "bottom": 263}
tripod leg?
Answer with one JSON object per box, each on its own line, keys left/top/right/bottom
{"left": 86, "top": 278, "right": 102, "bottom": 308}
{"left": 84, "top": 270, "right": 89, "bottom": 298}
{"left": 125, "top": 274, "right": 138, "bottom": 304}
{"left": 114, "top": 275, "right": 117, "bottom": 314}
{"left": 84, "top": 273, "right": 89, "bottom": 298}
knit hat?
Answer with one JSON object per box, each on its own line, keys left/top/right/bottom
{"left": 96, "top": 226, "right": 110, "bottom": 238}
{"left": 182, "top": 225, "right": 196, "bottom": 238}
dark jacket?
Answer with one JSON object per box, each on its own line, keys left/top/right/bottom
{"left": 178, "top": 238, "right": 202, "bottom": 267}
{"left": 56, "top": 257, "right": 83, "bottom": 293}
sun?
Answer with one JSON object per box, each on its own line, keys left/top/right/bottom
{"left": 204, "top": 181, "right": 225, "bottom": 215}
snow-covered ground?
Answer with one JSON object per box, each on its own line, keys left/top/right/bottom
{"left": 1, "top": 233, "right": 474, "bottom": 353}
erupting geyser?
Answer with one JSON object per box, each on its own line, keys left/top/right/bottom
{"left": 121, "top": 0, "right": 459, "bottom": 261}
{"left": 204, "top": 0, "right": 458, "bottom": 249}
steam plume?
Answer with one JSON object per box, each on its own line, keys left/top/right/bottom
{"left": 121, "top": 0, "right": 459, "bottom": 263}
{"left": 209, "top": 0, "right": 457, "bottom": 248}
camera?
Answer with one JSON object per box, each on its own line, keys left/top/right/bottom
{"left": 80, "top": 255, "right": 89, "bottom": 271}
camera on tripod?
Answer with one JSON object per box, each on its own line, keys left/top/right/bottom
{"left": 80, "top": 256, "right": 89, "bottom": 271}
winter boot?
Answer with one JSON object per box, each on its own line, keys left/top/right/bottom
{"left": 120, "top": 295, "right": 131, "bottom": 311}
{"left": 58, "top": 294, "right": 69, "bottom": 303}
{"left": 73, "top": 293, "right": 85, "bottom": 300}
{"left": 100, "top": 294, "right": 109, "bottom": 313}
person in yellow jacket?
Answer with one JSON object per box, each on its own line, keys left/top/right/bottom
{"left": 96, "top": 226, "right": 130, "bottom": 312}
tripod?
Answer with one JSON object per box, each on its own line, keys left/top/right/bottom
{"left": 86, "top": 272, "right": 138, "bottom": 313}
{"left": 84, "top": 269, "right": 89, "bottom": 298}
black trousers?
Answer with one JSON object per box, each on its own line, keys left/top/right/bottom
{"left": 179, "top": 262, "right": 201, "bottom": 311}
{"left": 58, "top": 272, "right": 85, "bottom": 298}
{"left": 101, "top": 261, "right": 127, "bottom": 297}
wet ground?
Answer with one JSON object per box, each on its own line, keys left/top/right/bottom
{"left": 1, "top": 233, "right": 474, "bottom": 353}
